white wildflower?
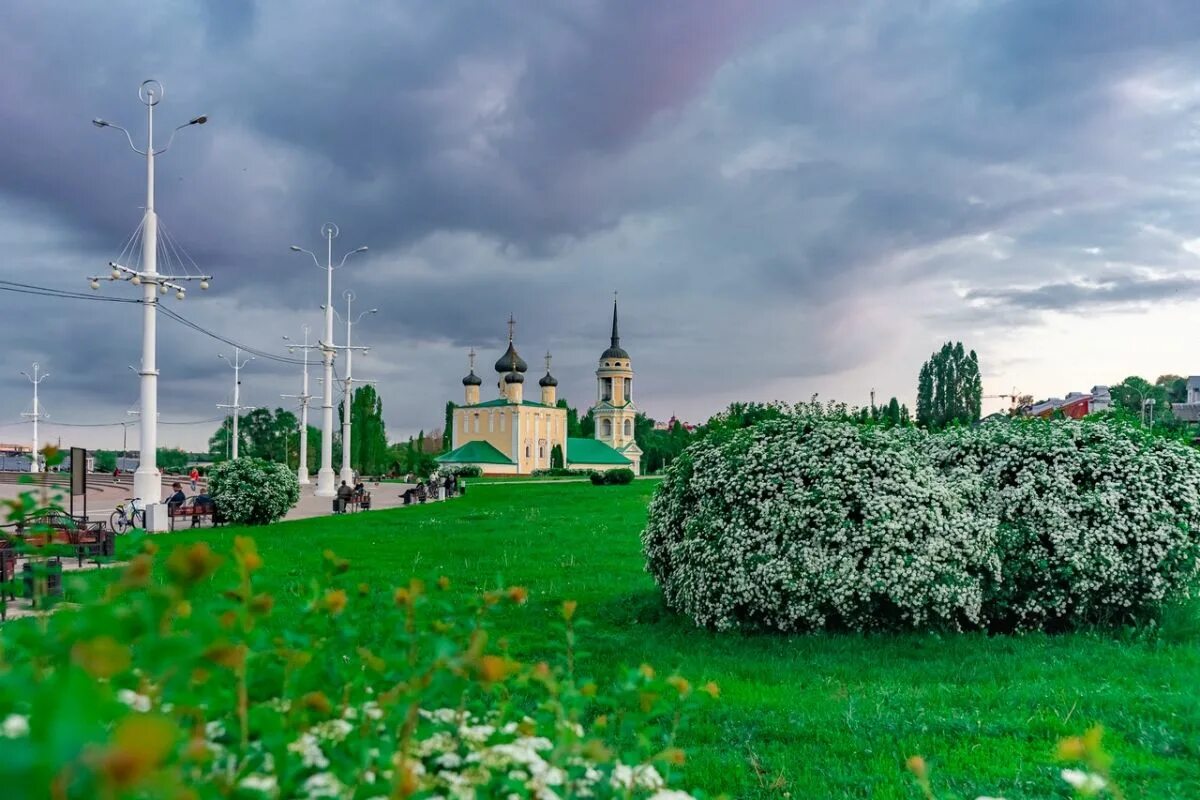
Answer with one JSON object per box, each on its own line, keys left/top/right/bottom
{"left": 301, "top": 771, "right": 345, "bottom": 798}
{"left": 1061, "top": 768, "right": 1106, "bottom": 794}
{"left": 287, "top": 732, "right": 330, "bottom": 769}
{"left": 2, "top": 714, "right": 30, "bottom": 738}
{"left": 116, "top": 689, "right": 152, "bottom": 712}
{"left": 238, "top": 774, "right": 278, "bottom": 795}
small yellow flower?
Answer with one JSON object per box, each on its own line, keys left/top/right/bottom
{"left": 667, "top": 675, "right": 691, "bottom": 696}
{"left": 437, "top": 575, "right": 451, "bottom": 590}
{"left": 905, "top": 755, "right": 927, "bottom": 780}
{"left": 324, "top": 589, "right": 348, "bottom": 615}
{"left": 701, "top": 681, "right": 721, "bottom": 699}
{"left": 299, "top": 691, "right": 332, "bottom": 715}
{"left": 562, "top": 599, "right": 578, "bottom": 621}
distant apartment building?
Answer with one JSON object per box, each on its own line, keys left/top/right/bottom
{"left": 1023, "top": 386, "right": 1111, "bottom": 420}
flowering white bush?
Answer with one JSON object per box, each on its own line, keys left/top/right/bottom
{"left": 643, "top": 415, "right": 1200, "bottom": 632}
{"left": 208, "top": 457, "right": 301, "bottom": 525}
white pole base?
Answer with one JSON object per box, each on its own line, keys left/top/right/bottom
{"left": 133, "top": 469, "right": 161, "bottom": 511}
{"left": 339, "top": 466, "right": 354, "bottom": 484}
{"left": 297, "top": 471, "right": 311, "bottom": 485}
{"left": 314, "top": 467, "right": 336, "bottom": 498}
{"left": 143, "top": 502, "right": 170, "bottom": 533}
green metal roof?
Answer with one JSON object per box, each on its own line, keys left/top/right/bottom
{"left": 436, "top": 440, "right": 516, "bottom": 466}
{"left": 566, "top": 438, "right": 631, "bottom": 466}
{"left": 464, "top": 398, "right": 552, "bottom": 409}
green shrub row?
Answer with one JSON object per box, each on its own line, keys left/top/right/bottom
{"left": 590, "top": 468, "right": 636, "bottom": 486}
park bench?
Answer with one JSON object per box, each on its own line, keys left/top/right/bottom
{"left": 0, "top": 540, "right": 16, "bottom": 603}
{"left": 8, "top": 512, "right": 113, "bottom": 569}
{"left": 168, "top": 497, "right": 221, "bottom": 531}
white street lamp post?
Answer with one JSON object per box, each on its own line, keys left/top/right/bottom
{"left": 88, "top": 80, "right": 211, "bottom": 527}
{"left": 338, "top": 292, "right": 377, "bottom": 484}
{"left": 20, "top": 363, "right": 49, "bottom": 473}
{"left": 217, "top": 348, "right": 253, "bottom": 460}
{"left": 289, "top": 226, "right": 367, "bottom": 498}
{"left": 283, "top": 327, "right": 315, "bottom": 485}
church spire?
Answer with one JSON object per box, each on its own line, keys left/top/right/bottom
{"left": 610, "top": 292, "right": 620, "bottom": 349}
{"left": 600, "top": 292, "right": 629, "bottom": 361}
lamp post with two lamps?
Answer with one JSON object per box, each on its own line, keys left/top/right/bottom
{"left": 336, "top": 291, "right": 377, "bottom": 484}
{"left": 88, "top": 80, "right": 212, "bottom": 527}
{"left": 289, "top": 225, "right": 367, "bottom": 497}
{"left": 216, "top": 348, "right": 254, "bottom": 460}
{"left": 282, "top": 326, "right": 316, "bottom": 485}
{"left": 19, "top": 363, "right": 49, "bottom": 473}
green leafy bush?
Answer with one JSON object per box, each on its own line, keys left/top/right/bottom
{"left": 434, "top": 464, "right": 482, "bottom": 478}
{"left": 591, "top": 468, "right": 635, "bottom": 486}
{"left": 533, "top": 468, "right": 595, "bottom": 477}
{"left": 643, "top": 414, "right": 1200, "bottom": 632}
{"left": 207, "top": 457, "right": 300, "bottom": 526}
{"left": 0, "top": 532, "right": 713, "bottom": 798}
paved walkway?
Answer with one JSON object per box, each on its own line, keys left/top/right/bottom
{"left": 282, "top": 481, "right": 416, "bottom": 521}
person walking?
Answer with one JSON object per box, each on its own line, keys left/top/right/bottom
{"left": 189, "top": 467, "right": 200, "bottom": 492}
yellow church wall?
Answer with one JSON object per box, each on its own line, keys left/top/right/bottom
{"left": 453, "top": 403, "right": 567, "bottom": 475}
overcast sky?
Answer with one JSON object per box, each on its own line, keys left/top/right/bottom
{"left": 5, "top": 1, "right": 1200, "bottom": 452}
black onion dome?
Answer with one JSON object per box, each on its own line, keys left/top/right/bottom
{"left": 462, "top": 370, "right": 482, "bottom": 386}
{"left": 504, "top": 369, "right": 525, "bottom": 384}
{"left": 494, "top": 342, "right": 528, "bottom": 373}
{"left": 539, "top": 372, "right": 558, "bottom": 387}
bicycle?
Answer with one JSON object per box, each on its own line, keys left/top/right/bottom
{"left": 110, "top": 498, "right": 144, "bottom": 534}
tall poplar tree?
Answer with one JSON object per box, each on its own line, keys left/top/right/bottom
{"left": 916, "top": 342, "right": 982, "bottom": 429}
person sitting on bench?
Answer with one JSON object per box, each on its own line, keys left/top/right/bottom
{"left": 336, "top": 480, "right": 353, "bottom": 513}
{"left": 166, "top": 482, "right": 187, "bottom": 511}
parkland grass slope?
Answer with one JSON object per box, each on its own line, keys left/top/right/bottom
{"left": 158, "top": 480, "right": 1200, "bottom": 799}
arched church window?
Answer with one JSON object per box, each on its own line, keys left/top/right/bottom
{"left": 601, "top": 378, "right": 612, "bottom": 401}
{"left": 473, "top": 413, "right": 480, "bottom": 433}
{"left": 602, "top": 419, "right": 612, "bottom": 437}
{"left": 624, "top": 419, "right": 632, "bottom": 437}
{"left": 624, "top": 377, "right": 631, "bottom": 401}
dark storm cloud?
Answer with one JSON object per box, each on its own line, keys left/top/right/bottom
{"left": 966, "top": 273, "right": 1200, "bottom": 312}
{"left": 6, "top": 1, "right": 1200, "bottom": 444}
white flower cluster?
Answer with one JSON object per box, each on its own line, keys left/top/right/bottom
{"left": 211, "top": 703, "right": 692, "bottom": 800}
{"left": 643, "top": 416, "right": 1200, "bottom": 632}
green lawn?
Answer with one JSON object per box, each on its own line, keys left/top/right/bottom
{"left": 146, "top": 481, "right": 1200, "bottom": 799}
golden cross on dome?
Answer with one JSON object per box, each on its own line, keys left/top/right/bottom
{"left": 468, "top": 348, "right": 476, "bottom": 371}
{"left": 544, "top": 351, "right": 552, "bottom": 372}
{"left": 507, "top": 314, "right": 516, "bottom": 343}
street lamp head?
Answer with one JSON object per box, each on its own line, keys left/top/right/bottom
{"left": 289, "top": 245, "right": 302, "bottom": 252}
{"left": 355, "top": 246, "right": 368, "bottom": 253}
{"left": 130, "top": 275, "right": 141, "bottom": 286}
{"left": 90, "top": 279, "right": 100, "bottom": 290}
{"left": 190, "top": 115, "right": 208, "bottom": 126}
{"left": 199, "top": 280, "right": 210, "bottom": 290}
{"left": 111, "top": 267, "right": 122, "bottom": 279}
{"left": 92, "top": 118, "right": 109, "bottom": 128}
{"left": 159, "top": 284, "right": 169, "bottom": 295}
{"left": 176, "top": 290, "right": 185, "bottom": 300}
{"left": 369, "top": 308, "right": 378, "bottom": 314}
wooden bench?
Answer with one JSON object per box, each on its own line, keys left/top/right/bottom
{"left": 168, "top": 498, "right": 221, "bottom": 531}
{"left": 3, "top": 512, "right": 113, "bottom": 569}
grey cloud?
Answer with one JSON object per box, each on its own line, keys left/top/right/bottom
{"left": 966, "top": 273, "right": 1200, "bottom": 312}
{"left": 8, "top": 2, "right": 1200, "bottom": 446}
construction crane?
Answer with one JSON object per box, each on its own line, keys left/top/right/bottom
{"left": 983, "top": 388, "right": 1024, "bottom": 413}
